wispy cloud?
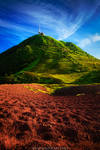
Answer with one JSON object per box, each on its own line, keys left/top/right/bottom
{"left": 92, "top": 33, "right": 100, "bottom": 42}
{"left": 0, "top": 18, "right": 36, "bottom": 42}
{"left": 78, "top": 38, "right": 91, "bottom": 48}
{"left": 17, "top": 1, "right": 100, "bottom": 40}
{"left": 78, "top": 33, "right": 100, "bottom": 48}
{"left": 0, "top": 19, "right": 35, "bottom": 35}
{"left": 0, "top": 0, "right": 100, "bottom": 41}
{"left": 0, "top": 0, "right": 100, "bottom": 42}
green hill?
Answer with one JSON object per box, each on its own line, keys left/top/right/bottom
{"left": 73, "top": 70, "right": 100, "bottom": 84}
{"left": 0, "top": 34, "right": 100, "bottom": 84}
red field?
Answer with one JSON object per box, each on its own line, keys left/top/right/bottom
{"left": 0, "top": 84, "right": 100, "bottom": 150}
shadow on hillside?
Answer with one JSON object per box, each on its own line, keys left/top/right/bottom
{"left": 53, "top": 85, "right": 100, "bottom": 96}
{"left": 73, "top": 70, "right": 100, "bottom": 84}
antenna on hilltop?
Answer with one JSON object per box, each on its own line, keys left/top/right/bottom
{"left": 38, "top": 24, "right": 40, "bottom": 34}
{"left": 38, "top": 24, "right": 45, "bottom": 36}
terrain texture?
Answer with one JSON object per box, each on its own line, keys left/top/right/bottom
{"left": 0, "top": 84, "right": 100, "bottom": 150}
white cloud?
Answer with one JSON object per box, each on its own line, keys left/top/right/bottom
{"left": 92, "top": 33, "right": 100, "bottom": 42}
{"left": 78, "top": 38, "right": 91, "bottom": 48}
{"left": 0, "top": 0, "right": 100, "bottom": 41}
{"left": 78, "top": 33, "right": 100, "bottom": 48}
{"left": 15, "top": 1, "right": 100, "bottom": 40}
{"left": 0, "top": 19, "right": 34, "bottom": 34}
{"left": 0, "top": 18, "right": 36, "bottom": 41}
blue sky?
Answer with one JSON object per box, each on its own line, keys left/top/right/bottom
{"left": 0, "top": 0, "right": 100, "bottom": 58}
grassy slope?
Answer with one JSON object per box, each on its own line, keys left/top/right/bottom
{"left": 73, "top": 70, "right": 100, "bottom": 84}
{"left": 23, "top": 37, "right": 100, "bottom": 74}
{"left": 0, "top": 34, "right": 100, "bottom": 84}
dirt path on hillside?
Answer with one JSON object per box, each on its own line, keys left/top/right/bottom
{"left": 0, "top": 84, "right": 100, "bottom": 150}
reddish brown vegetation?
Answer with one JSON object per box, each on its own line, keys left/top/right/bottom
{"left": 0, "top": 84, "right": 100, "bottom": 150}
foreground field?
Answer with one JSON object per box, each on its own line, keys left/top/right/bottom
{"left": 0, "top": 84, "right": 100, "bottom": 150}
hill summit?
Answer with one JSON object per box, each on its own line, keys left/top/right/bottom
{"left": 0, "top": 34, "right": 100, "bottom": 84}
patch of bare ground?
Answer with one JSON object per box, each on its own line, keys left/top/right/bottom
{"left": 0, "top": 84, "right": 100, "bottom": 150}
